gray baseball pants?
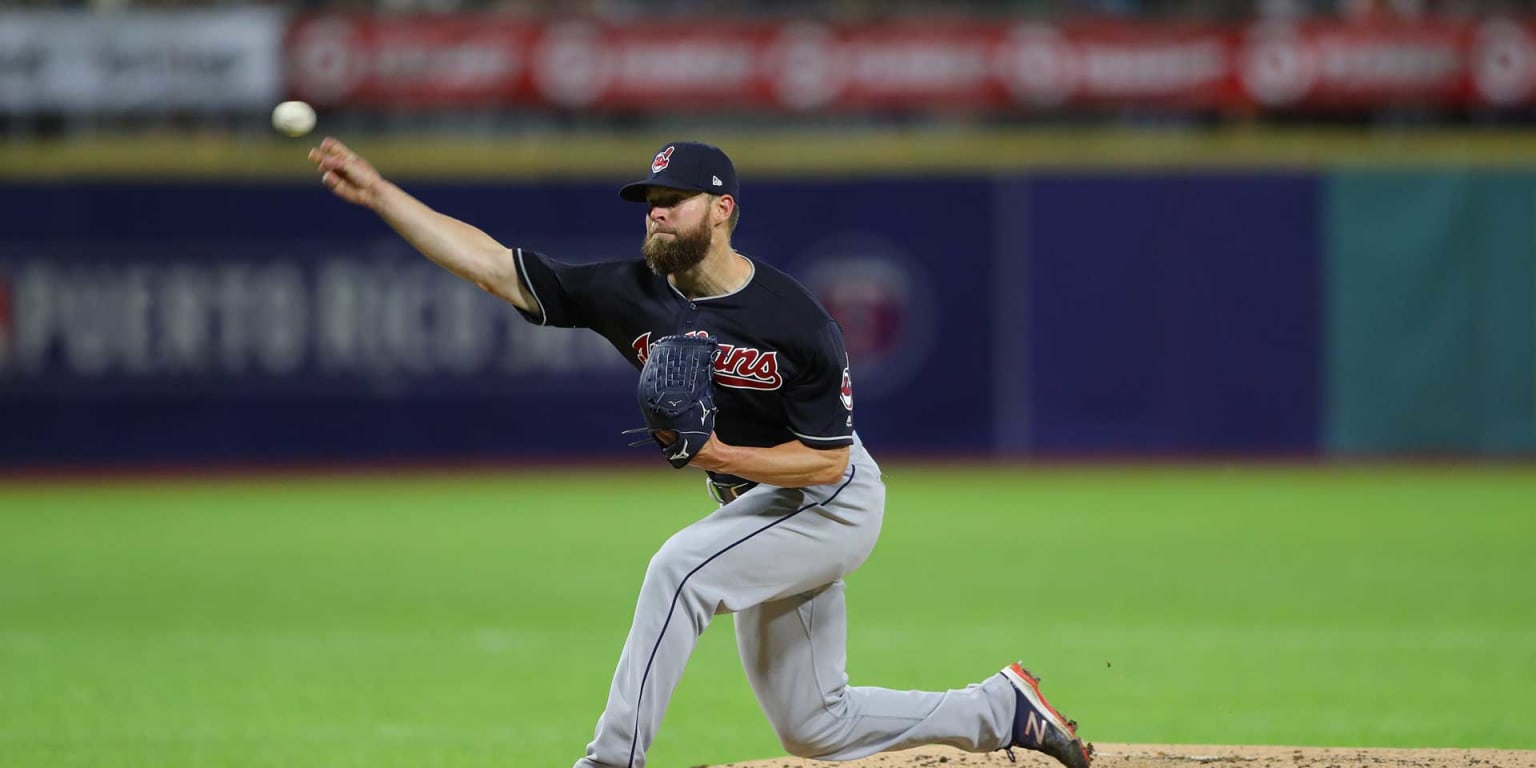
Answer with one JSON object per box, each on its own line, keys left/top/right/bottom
{"left": 572, "top": 439, "right": 1017, "bottom": 767}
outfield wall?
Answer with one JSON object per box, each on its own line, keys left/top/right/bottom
{"left": 2, "top": 135, "right": 1532, "bottom": 464}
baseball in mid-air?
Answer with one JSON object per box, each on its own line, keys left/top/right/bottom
{"left": 271, "top": 100, "right": 317, "bottom": 138}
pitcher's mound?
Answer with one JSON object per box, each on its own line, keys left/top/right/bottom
{"left": 713, "top": 743, "right": 1534, "bottom": 768}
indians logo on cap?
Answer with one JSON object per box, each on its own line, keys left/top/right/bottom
{"left": 651, "top": 146, "right": 675, "bottom": 173}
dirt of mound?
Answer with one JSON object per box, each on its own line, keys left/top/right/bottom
{"left": 713, "top": 743, "right": 1535, "bottom": 768}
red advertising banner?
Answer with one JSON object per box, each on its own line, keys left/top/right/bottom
{"left": 283, "top": 15, "right": 1536, "bottom": 112}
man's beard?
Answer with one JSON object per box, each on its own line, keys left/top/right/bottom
{"left": 642, "top": 219, "right": 712, "bottom": 275}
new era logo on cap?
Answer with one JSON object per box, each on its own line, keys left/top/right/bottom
{"left": 620, "top": 141, "right": 739, "bottom": 202}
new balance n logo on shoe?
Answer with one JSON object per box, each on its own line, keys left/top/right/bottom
{"left": 1023, "top": 711, "right": 1051, "bottom": 744}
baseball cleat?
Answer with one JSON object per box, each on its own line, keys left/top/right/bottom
{"left": 999, "top": 662, "right": 1093, "bottom": 768}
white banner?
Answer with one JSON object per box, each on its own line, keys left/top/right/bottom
{"left": 0, "top": 9, "right": 282, "bottom": 112}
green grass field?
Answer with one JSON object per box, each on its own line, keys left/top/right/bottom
{"left": 2, "top": 465, "right": 1532, "bottom": 767}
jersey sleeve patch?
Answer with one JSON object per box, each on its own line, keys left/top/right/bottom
{"left": 783, "top": 321, "right": 856, "bottom": 449}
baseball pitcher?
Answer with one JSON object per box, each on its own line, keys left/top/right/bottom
{"left": 309, "top": 138, "right": 1093, "bottom": 768}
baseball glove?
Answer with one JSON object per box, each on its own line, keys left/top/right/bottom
{"left": 624, "top": 334, "right": 718, "bottom": 469}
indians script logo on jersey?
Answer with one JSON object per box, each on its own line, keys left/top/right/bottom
{"left": 632, "top": 332, "right": 783, "bottom": 391}
{"left": 651, "top": 146, "right": 675, "bottom": 173}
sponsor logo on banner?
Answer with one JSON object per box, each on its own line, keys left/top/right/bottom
{"left": 531, "top": 22, "right": 609, "bottom": 108}
{"left": 0, "top": 246, "right": 628, "bottom": 396}
{"left": 995, "top": 25, "right": 1079, "bottom": 105}
{"left": 996, "top": 23, "right": 1228, "bottom": 105}
{"left": 288, "top": 17, "right": 366, "bottom": 103}
{"left": 1241, "top": 25, "right": 1317, "bottom": 106}
{"left": 767, "top": 24, "right": 844, "bottom": 109}
{"left": 795, "top": 235, "right": 935, "bottom": 400}
{"left": 1472, "top": 19, "right": 1536, "bottom": 105}
{"left": 1240, "top": 20, "right": 1467, "bottom": 106}
{"left": 287, "top": 15, "right": 527, "bottom": 106}
{"left": 0, "top": 9, "right": 282, "bottom": 113}
{"left": 530, "top": 21, "right": 759, "bottom": 108}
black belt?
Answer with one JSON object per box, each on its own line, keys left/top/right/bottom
{"left": 707, "top": 473, "right": 758, "bottom": 505}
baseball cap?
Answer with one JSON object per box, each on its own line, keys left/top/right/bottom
{"left": 619, "top": 142, "right": 739, "bottom": 203}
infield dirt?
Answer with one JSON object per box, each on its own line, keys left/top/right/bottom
{"left": 714, "top": 744, "right": 1535, "bottom": 768}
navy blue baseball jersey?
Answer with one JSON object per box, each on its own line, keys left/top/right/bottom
{"left": 513, "top": 248, "right": 855, "bottom": 450}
